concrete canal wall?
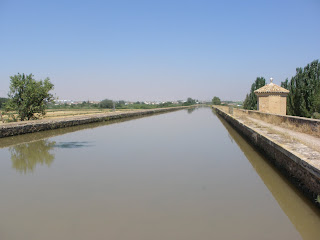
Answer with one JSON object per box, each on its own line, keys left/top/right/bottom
{"left": 0, "top": 107, "right": 188, "bottom": 138}
{"left": 214, "top": 106, "right": 320, "bottom": 207}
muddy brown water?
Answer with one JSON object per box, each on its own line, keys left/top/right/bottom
{"left": 0, "top": 107, "right": 319, "bottom": 240}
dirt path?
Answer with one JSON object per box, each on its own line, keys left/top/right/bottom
{"left": 0, "top": 109, "right": 138, "bottom": 126}
{"left": 247, "top": 117, "right": 320, "bottom": 152}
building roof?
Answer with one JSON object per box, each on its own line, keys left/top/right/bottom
{"left": 254, "top": 82, "right": 289, "bottom": 94}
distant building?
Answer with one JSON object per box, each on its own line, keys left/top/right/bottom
{"left": 254, "top": 78, "right": 289, "bottom": 115}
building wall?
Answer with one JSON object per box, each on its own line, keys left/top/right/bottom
{"left": 257, "top": 94, "right": 287, "bottom": 115}
{"left": 269, "top": 95, "right": 281, "bottom": 115}
{"left": 280, "top": 95, "right": 287, "bottom": 115}
{"left": 258, "top": 96, "right": 269, "bottom": 113}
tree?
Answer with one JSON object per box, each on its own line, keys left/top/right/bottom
{"left": 115, "top": 100, "right": 126, "bottom": 108}
{"left": 0, "top": 98, "right": 8, "bottom": 109}
{"left": 5, "top": 73, "right": 54, "bottom": 121}
{"left": 243, "top": 77, "right": 266, "bottom": 110}
{"left": 99, "top": 99, "right": 114, "bottom": 108}
{"left": 212, "top": 96, "right": 221, "bottom": 105}
{"left": 183, "top": 98, "right": 196, "bottom": 106}
{"left": 281, "top": 60, "right": 320, "bottom": 117}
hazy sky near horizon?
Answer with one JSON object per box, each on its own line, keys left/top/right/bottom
{"left": 0, "top": 0, "right": 319, "bottom": 101}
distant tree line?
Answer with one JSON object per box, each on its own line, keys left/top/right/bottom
{"left": 183, "top": 98, "right": 197, "bottom": 106}
{"left": 243, "top": 60, "right": 320, "bottom": 118}
{"left": 98, "top": 97, "right": 198, "bottom": 109}
{"left": 48, "top": 97, "right": 199, "bottom": 110}
{"left": 48, "top": 101, "right": 99, "bottom": 109}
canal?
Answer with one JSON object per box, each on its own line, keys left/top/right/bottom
{"left": 0, "top": 107, "right": 319, "bottom": 240}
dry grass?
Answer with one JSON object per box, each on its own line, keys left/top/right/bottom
{"left": 0, "top": 108, "right": 149, "bottom": 125}
{"left": 0, "top": 108, "right": 116, "bottom": 124}
{"left": 44, "top": 109, "right": 110, "bottom": 119}
{"left": 250, "top": 113, "right": 320, "bottom": 138}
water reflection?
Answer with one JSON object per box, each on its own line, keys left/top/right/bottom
{"left": 9, "top": 140, "right": 95, "bottom": 173}
{"left": 187, "top": 107, "right": 196, "bottom": 114}
{"left": 215, "top": 112, "right": 320, "bottom": 240}
{"left": 10, "top": 140, "right": 55, "bottom": 174}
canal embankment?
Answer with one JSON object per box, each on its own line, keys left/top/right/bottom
{"left": 0, "top": 106, "right": 189, "bottom": 138}
{"left": 213, "top": 106, "right": 320, "bottom": 207}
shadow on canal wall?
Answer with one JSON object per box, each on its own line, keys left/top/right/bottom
{"left": 215, "top": 112, "right": 320, "bottom": 240}
{"left": 213, "top": 107, "right": 320, "bottom": 209}
{"left": 0, "top": 107, "right": 189, "bottom": 139}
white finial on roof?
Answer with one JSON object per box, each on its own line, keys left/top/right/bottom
{"left": 270, "top": 77, "right": 273, "bottom": 83}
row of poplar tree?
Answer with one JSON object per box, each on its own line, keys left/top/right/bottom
{"left": 243, "top": 60, "right": 320, "bottom": 118}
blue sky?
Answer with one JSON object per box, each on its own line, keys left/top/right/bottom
{"left": 0, "top": 0, "right": 319, "bottom": 101}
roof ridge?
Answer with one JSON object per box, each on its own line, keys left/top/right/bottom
{"left": 254, "top": 82, "right": 289, "bottom": 94}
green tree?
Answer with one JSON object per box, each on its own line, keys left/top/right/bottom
{"left": 115, "top": 100, "right": 126, "bottom": 108}
{"left": 5, "top": 73, "right": 54, "bottom": 121}
{"left": 243, "top": 77, "right": 266, "bottom": 110}
{"left": 281, "top": 60, "right": 320, "bottom": 117}
{"left": 0, "top": 97, "right": 8, "bottom": 109}
{"left": 212, "top": 96, "right": 221, "bottom": 105}
{"left": 183, "top": 97, "right": 196, "bottom": 106}
{"left": 99, "top": 99, "right": 114, "bottom": 108}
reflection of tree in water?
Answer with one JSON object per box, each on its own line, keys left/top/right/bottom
{"left": 10, "top": 140, "right": 55, "bottom": 174}
{"left": 187, "top": 108, "right": 197, "bottom": 114}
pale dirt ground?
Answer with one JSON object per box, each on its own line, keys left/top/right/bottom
{"left": 0, "top": 109, "right": 141, "bottom": 126}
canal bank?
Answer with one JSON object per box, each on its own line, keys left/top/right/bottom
{"left": 0, "top": 106, "right": 189, "bottom": 138}
{"left": 213, "top": 106, "right": 320, "bottom": 207}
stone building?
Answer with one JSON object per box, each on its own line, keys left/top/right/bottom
{"left": 254, "top": 78, "right": 289, "bottom": 115}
